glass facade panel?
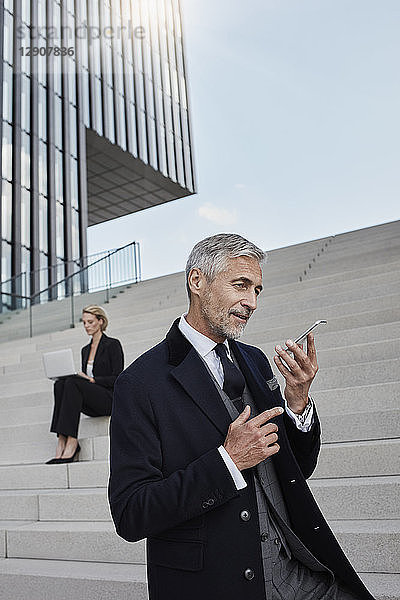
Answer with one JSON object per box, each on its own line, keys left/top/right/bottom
{"left": 21, "top": 187, "right": 30, "bottom": 247}
{"left": 38, "top": 140, "right": 47, "bottom": 196}
{"left": 38, "top": 85, "right": 47, "bottom": 140}
{"left": 21, "top": 131, "right": 31, "bottom": 189}
{"left": 81, "top": 70, "right": 90, "bottom": 127}
{"left": 69, "top": 103, "right": 77, "bottom": 158}
{"left": 3, "top": 10, "right": 13, "bottom": 65}
{"left": 38, "top": 194, "right": 48, "bottom": 252}
{"left": 21, "top": 75, "right": 31, "bottom": 132}
{"left": 1, "top": 241, "right": 12, "bottom": 282}
{"left": 20, "top": 24, "right": 31, "bottom": 75}
{"left": 70, "top": 158, "right": 79, "bottom": 209}
{"left": 71, "top": 208, "right": 80, "bottom": 259}
{"left": 1, "top": 179, "right": 12, "bottom": 241}
{"left": 56, "top": 201, "right": 64, "bottom": 259}
{"left": 2, "top": 63, "right": 13, "bottom": 123}
{"left": 54, "top": 94, "right": 63, "bottom": 150}
{"left": 2, "top": 122, "right": 13, "bottom": 181}
{"left": 55, "top": 149, "right": 63, "bottom": 202}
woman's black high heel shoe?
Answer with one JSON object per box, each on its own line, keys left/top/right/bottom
{"left": 47, "top": 443, "right": 81, "bottom": 464}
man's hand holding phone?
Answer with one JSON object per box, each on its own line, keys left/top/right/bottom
{"left": 273, "top": 332, "right": 319, "bottom": 415}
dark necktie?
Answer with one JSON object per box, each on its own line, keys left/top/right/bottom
{"left": 214, "top": 343, "right": 245, "bottom": 413}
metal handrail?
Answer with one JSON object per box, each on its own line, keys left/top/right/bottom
{"left": 29, "top": 241, "right": 137, "bottom": 300}
{"left": 0, "top": 241, "right": 141, "bottom": 337}
{"left": 0, "top": 249, "right": 119, "bottom": 289}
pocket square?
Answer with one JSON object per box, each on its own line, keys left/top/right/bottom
{"left": 266, "top": 376, "right": 279, "bottom": 391}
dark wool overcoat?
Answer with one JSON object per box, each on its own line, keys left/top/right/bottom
{"left": 108, "top": 319, "right": 374, "bottom": 600}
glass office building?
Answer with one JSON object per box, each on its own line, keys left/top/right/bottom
{"left": 0, "top": 0, "right": 196, "bottom": 304}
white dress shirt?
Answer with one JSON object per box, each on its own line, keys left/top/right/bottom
{"left": 178, "top": 315, "right": 314, "bottom": 490}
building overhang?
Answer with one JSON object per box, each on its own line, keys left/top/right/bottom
{"left": 86, "top": 129, "right": 194, "bottom": 227}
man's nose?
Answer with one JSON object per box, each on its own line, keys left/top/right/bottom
{"left": 242, "top": 291, "right": 258, "bottom": 311}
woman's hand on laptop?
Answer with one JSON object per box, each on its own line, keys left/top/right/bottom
{"left": 78, "top": 371, "right": 95, "bottom": 383}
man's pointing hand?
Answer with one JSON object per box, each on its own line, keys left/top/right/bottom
{"left": 223, "top": 405, "right": 284, "bottom": 471}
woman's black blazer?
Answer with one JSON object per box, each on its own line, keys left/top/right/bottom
{"left": 81, "top": 333, "right": 124, "bottom": 390}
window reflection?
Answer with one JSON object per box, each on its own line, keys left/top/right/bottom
{"left": 38, "top": 194, "right": 48, "bottom": 252}
{"left": 2, "top": 122, "right": 13, "bottom": 181}
{"left": 55, "top": 149, "right": 63, "bottom": 202}
{"left": 39, "top": 141, "right": 48, "bottom": 196}
{"left": 21, "top": 75, "right": 31, "bottom": 132}
{"left": 70, "top": 158, "right": 79, "bottom": 209}
{"left": 38, "top": 85, "right": 47, "bottom": 141}
{"left": 3, "top": 11, "right": 13, "bottom": 65}
{"left": 21, "top": 187, "right": 31, "bottom": 247}
{"left": 71, "top": 208, "right": 80, "bottom": 259}
{"left": 56, "top": 201, "right": 64, "bottom": 259}
{"left": 1, "top": 179, "right": 12, "bottom": 241}
{"left": 54, "top": 94, "right": 63, "bottom": 149}
{"left": 69, "top": 103, "right": 77, "bottom": 158}
{"left": 21, "top": 132, "right": 31, "bottom": 189}
{"left": 2, "top": 63, "right": 13, "bottom": 122}
{"left": 106, "top": 85, "right": 115, "bottom": 143}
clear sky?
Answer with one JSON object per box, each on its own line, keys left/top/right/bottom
{"left": 88, "top": 0, "right": 400, "bottom": 280}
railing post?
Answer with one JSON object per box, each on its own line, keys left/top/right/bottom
{"left": 105, "top": 251, "right": 111, "bottom": 303}
{"left": 29, "top": 300, "right": 33, "bottom": 338}
{"left": 70, "top": 281, "right": 75, "bottom": 328}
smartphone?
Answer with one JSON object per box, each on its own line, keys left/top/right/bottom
{"left": 285, "top": 320, "right": 327, "bottom": 350}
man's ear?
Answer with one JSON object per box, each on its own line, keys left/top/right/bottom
{"left": 187, "top": 267, "right": 206, "bottom": 297}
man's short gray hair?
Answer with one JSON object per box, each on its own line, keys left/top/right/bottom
{"left": 185, "top": 233, "right": 267, "bottom": 297}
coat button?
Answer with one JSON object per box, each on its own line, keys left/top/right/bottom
{"left": 261, "top": 532, "right": 269, "bottom": 542}
{"left": 240, "top": 509, "right": 251, "bottom": 521}
{"left": 202, "top": 498, "right": 215, "bottom": 509}
{"left": 273, "top": 538, "right": 280, "bottom": 545}
{"left": 244, "top": 568, "right": 255, "bottom": 581}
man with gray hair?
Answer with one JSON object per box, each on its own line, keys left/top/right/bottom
{"left": 109, "top": 233, "right": 374, "bottom": 600}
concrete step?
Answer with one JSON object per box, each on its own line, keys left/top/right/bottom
{"left": 5, "top": 520, "right": 145, "bottom": 564}
{"left": 0, "top": 488, "right": 111, "bottom": 522}
{"left": 309, "top": 476, "right": 399, "bottom": 520}
{"left": 359, "top": 573, "right": 400, "bottom": 600}
{"left": 330, "top": 520, "right": 400, "bottom": 574}
{"left": 0, "top": 432, "right": 106, "bottom": 466}
{"left": 312, "top": 357, "right": 400, "bottom": 391}
{"left": 313, "top": 439, "right": 400, "bottom": 478}
{"left": 0, "top": 415, "right": 109, "bottom": 444}
{"left": 0, "top": 390, "right": 52, "bottom": 410}
{"left": 0, "top": 559, "right": 148, "bottom": 600}
{"left": 312, "top": 381, "right": 400, "bottom": 415}
{"left": 0, "top": 460, "right": 109, "bottom": 491}
{"left": 320, "top": 408, "right": 400, "bottom": 443}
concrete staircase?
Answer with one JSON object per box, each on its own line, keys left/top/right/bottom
{"left": 0, "top": 220, "right": 399, "bottom": 599}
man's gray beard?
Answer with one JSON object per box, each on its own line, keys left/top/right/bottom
{"left": 201, "top": 302, "right": 248, "bottom": 340}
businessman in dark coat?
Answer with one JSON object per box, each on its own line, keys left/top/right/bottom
{"left": 108, "top": 234, "right": 374, "bottom": 600}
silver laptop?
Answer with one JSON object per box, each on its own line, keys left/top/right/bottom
{"left": 43, "top": 348, "right": 77, "bottom": 380}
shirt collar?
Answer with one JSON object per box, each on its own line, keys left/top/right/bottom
{"left": 178, "top": 314, "right": 231, "bottom": 359}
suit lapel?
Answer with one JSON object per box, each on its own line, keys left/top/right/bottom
{"left": 167, "top": 319, "right": 232, "bottom": 436}
{"left": 93, "top": 333, "right": 107, "bottom": 366}
{"left": 82, "top": 343, "right": 90, "bottom": 372}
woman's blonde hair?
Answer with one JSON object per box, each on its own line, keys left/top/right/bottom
{"left": 82, "top": 305, "right": 109, "bottom": 331}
